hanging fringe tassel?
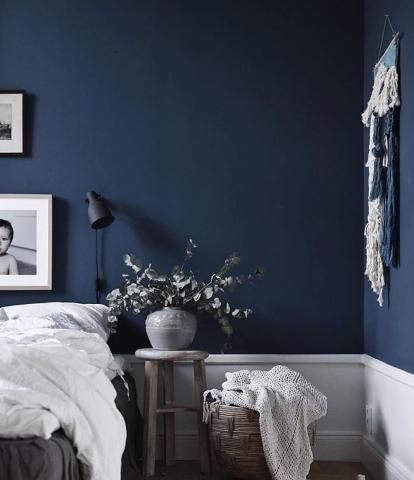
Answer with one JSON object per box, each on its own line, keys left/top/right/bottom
{"left": 362, "top": 64, "right": 387, "bottom": 126}
{"left": 362, "top": 65, "right": 400, "bottom": 126}
{"left": 382, "top": 109, "right": 398, "bottom": 267}
{"left": 369, "top": 115, "right": 385, "bottom": 201}
{"left": 370, "top": 159, "right": 384, "bottom": 202}
{"left": 377, "top": 66, "right": 400, "bottom": 116}
{"left": 365, "top": 116, "right": 385, "bottom": 306}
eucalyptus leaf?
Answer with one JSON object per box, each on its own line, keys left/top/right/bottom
{"left": 204, "top": 286, "right": 214, "bottom": 299}
{"left": 145, "top": 268, "right": 165, "bottom": 282}
{"left": 212, "top": 297, "right": 221, "bottom": 309}
{"left": 106, "top": 289, "right": 120, "bottom": 301}
{"left": 173, "top": 278, "right": 191, "bottom": 289}
{"left": 124, "top": 254, "right": 143, "bottom": 273}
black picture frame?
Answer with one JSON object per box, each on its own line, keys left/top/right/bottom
{"left": 0, "top": 90, "right": 26, "bottom": 156}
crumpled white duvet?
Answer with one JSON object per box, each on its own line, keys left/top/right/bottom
{"left": 0, "top": 318, "right": 126, "bottom": 480}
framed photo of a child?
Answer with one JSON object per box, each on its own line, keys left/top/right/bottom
{"left": 0, "top": 91, "right": 26, "bottom": 156}
{"left": 0, "top": 194, "right": 52, "bottom": 290}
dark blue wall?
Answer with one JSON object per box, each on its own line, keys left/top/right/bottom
{"left": 1, "top": 0, "right": 364, "bottom": 354}
{"left": 364, "top": 0, "right": 414, "bottom": 373}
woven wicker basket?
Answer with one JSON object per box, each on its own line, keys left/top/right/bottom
{"left": 208, "top": 404, "right": 316, "bottom": 480}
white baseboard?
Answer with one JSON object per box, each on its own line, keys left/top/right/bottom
{"left": 362, "top": 435, "right": 414, "bottom": 480}
{"left": 313, "top": 431, "right": 362, "bottom": 461}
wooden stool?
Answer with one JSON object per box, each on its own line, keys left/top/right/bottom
{"left": 135, "top": 348, "right": 211, "bottom": 477}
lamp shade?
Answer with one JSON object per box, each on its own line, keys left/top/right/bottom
{"left": 85, "top": 191, "right": 114, "bottom": 229}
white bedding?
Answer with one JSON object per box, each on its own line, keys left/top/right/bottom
{"left": 3, "top": 302, "right": 110, "bottom": 340}
{"left": 0, "top": 317, "right": 126, "bottom": 480}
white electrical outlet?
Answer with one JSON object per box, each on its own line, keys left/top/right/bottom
{"left": 365, "top": 405, "right": 373, "bottom": 435}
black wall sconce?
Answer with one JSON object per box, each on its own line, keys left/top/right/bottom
{"left": 85, "top": 191, "right": 114, "bottom": 303}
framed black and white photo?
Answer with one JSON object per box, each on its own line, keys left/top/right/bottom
{"left": 0, "top": 91, "right": 26, "bottom": 156}
{"left": 0, "top": 195, "right": 52, "bottom": 290}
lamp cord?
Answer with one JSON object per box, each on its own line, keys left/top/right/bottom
{"left": 95, "top": 229, "right": 100, "bottom": 303}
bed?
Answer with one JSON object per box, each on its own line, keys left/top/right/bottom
{"left": 0, "top": 303, "right": 143, "bottom": 480}
{"left": 0, "top": 373, "right": 142, "bottom": 480}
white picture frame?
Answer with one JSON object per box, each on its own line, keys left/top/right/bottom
{"left": 0, "top": 91, "right": 25, "bottom": 156}
{"left": 0, "top": 194, "right": 52, "bottom": 290}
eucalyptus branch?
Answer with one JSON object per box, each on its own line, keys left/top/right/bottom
{"left": 107, "top": 240, "right": 263, "bottom": 348}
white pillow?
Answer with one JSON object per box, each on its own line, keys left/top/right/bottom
{"left": 3, "top": 302, "right": 109, "bottom": 341}
{"left": 0, "top": 308, "right": 8, "bottom": 321}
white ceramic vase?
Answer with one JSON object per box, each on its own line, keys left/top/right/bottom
{"left": 145, "top": 307, "right": 197, "bottom": 350}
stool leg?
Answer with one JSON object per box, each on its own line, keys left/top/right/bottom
{"left": 193, "top": 360, "right": 211, "bottom": 474}
{"left": 143, "top": 360, "right": 158, "bottom": 477}
{"left": 163, "top": 361, "right": 175, "bottom": 466}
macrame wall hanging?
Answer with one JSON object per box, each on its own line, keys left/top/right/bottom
{"left": 362, "top": 16, "right": 400, "bottom": 306}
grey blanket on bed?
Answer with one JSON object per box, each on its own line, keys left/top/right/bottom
{"left": 0, "top": 373, "right": 142, "bottom": 480}
{"left": 0, "top": 433, "right": 81, "bottom": 480}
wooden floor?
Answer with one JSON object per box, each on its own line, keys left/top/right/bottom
{"left": 309, "top": 462, "right": 371, "bottom": 479}
{"left": 152, "top": 461, "right": 372, "bottom": 480}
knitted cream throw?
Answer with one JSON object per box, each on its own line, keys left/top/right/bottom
{"left": 204, "top": 366, "right": 327, "bottom": 480}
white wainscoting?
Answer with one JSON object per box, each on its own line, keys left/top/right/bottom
{"left": 118, "top": 353, "right": 414, "bottom": 476}
{"left": 123, "top": 354, "right": 365, "bottom": 462}
{"left": 361, "top": 355, "right": 414, "bottom": 480}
